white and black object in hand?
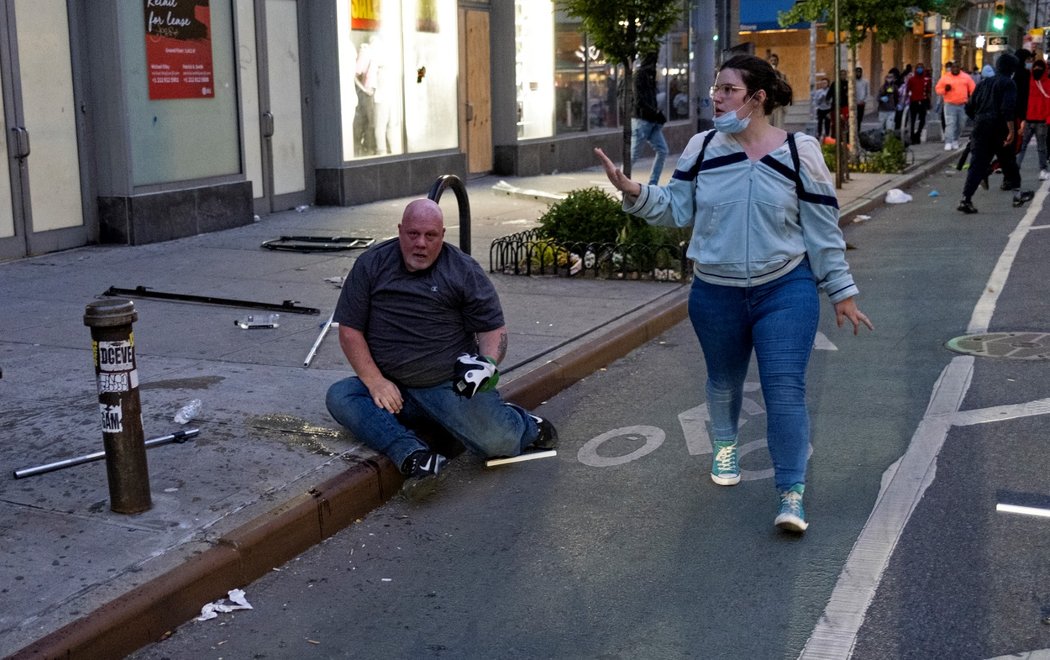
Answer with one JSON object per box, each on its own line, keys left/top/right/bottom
{"left": 452, "top": 353, "right": 499, "bottom": 398}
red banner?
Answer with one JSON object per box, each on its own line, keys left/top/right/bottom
{"left": 145, "top": 0, "right": 215, "bottom": 100}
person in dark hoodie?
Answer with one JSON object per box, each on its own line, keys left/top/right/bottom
{"left": 631, "top": 51, "right": 669, "bottom": 185}
{"left": 958, "top": 53, "right": 1032, "bottom": 214}
{"left": 1012, "top": 48, "right": 1033, "bottom": 158}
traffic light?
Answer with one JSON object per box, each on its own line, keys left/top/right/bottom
{"left": 993, "top": 0, "right": 1006, "bottom": 31}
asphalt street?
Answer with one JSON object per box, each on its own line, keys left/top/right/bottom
{"left": 127, "top": 161, "right": 1050, "bottom": 659}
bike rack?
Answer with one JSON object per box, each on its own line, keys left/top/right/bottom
{"left": 428, "top": 174, "right": 471, "bottom": 255}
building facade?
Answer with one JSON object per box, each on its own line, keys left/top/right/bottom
{"left": 0, "top": 0, "right": 700, "bottom": 260}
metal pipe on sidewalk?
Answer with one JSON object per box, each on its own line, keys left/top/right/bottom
{"left": 303, "top": 315, "right": 334, "bottom": 367}
{"left": 83, "top": 299, "right": 152, "bottom": 513}
{"left": 13, "top": 429, "right": 200, "bottom": 479}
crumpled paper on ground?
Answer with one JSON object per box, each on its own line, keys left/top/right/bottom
{"left": 195, "top": 588, "right": 253, "bottom": 621}
{"left": 885, "top": 188, "right": 912, "bottom": 204}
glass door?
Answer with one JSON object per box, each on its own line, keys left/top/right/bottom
{"left": 239, "top": 0, "right": 311, "bottom": 215}
{"left": 0, "top": 0, "right": 88, "bottom": 260}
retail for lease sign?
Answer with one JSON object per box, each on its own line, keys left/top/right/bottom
{"left": 144, "top": 0, "right": 215, "bottom": 99}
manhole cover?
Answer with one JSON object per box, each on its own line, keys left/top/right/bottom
{"left": 945, "top": 332, "right": 1050, "bottom": 360}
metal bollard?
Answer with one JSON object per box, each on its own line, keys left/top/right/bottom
{"left": 83, "top": 299, "right": 152, "bottom": 513}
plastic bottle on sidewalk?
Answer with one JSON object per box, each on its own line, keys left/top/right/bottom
{"left": 173, "top": 399, "right": 202, "bottom": 425}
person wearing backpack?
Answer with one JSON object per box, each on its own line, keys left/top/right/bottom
{"left": 594, "top": 54, "right": 873, "bottom": 534}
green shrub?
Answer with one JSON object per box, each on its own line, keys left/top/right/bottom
{"left": 822, "top": 132, "right": 907, "bottom": 174}
{"left": 536, "top": 186, "right": 687, "bottom": 248}
{"left": 858, "top": 132, "right": 907, "bottom": 173}
{"left": 537, "top": 187, "right": 626, "bottom": 245}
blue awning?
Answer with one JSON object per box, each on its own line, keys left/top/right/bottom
{"left": 739, "top": 0, "right": 809, "bottom": 31}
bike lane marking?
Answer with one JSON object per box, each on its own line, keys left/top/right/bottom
{"left": 800, "top": 186, "right": 1049, "bottom": 659}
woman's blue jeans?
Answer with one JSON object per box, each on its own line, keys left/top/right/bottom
{"left": 687, "top": 262, "right": 819, "bottom": 491}
{"left": 326, "top": 377, "right": 538, "bottom": 472}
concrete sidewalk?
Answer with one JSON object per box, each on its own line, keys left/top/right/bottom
{"left": 0, "top": 139, "right": 956, "bottom": 659}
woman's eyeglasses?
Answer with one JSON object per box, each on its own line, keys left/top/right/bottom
{"left": 709, "top": 84, "right": 747, "bottom": 97}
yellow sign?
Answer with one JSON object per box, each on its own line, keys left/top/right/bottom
{"left": 351, "top": 0, "right": 380, "bottom": 31}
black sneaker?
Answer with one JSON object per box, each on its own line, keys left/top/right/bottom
{"left": 402, "top": 450, "right": 447, "bottom": 479}
{"left": 1000, "top": 180, "right": 1020, "bottom": 191}
{"left": 400, "top": 450, "right": 448, "bottom": 500}
{"left": 527, "top": 414, "right": 559, "bottom": 450}
{"left": 957, "top": 199, "right": 978, "bottom": 214}
{"left": 1013, "top": 190, "right": 1035, "bottom": 207}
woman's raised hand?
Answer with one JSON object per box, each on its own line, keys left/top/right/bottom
{"left": 594, "top": 148, "right": 642, "bottom": 197}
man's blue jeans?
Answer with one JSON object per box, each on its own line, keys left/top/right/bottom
{"left": 631, "top": 118, "right": 669, "bottom": 185}
{"left": 687, "top": 261, "right": 819, "bottom": 492}
{"left": 326, "top": 377, "right": 538, "bottom": 472}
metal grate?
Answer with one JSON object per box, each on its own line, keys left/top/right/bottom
{"left": 945, "top": 332, "right": 1050, "bottom": 360}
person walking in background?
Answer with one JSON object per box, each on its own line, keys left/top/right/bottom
{"left": 1012, "top": 48, "right": 1033, "bottom": 157}
{"left": 813, "top": 76, "right": 832, "bottom": 140}
{"left": 936, "top": 61, "right": 976, "bottom": 150}
{"left": 768, "top": 53, "right": 789, "bottom": 128}
{"left": 854, "top": 67, "right": 870, "bottom": 125}
{"left": 631, "top": 51, "right": 669, "bottom": 186}
{"left": 906, "top": 62, "right": 932, "bottom": 144}
{"left": 1017, "top": 57, "right": 1050, "bottom": 180}
{"left": 877, "top": 69, "right": 901, "bottom": 132}
{"left": 834, "top": 68, "right": 850, "bottom": 138}
{"left": 895, "top": 64, "right": 912, "bottom": 133}
{"left": 958, "top": 53, "right": 1028, "bottom": 214}
{"left": 594, "top": 54, "right": 872, "bottom": 534}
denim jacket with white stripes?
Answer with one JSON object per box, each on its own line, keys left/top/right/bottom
{"left": 623, "top": 130, "right": 859, "bottom": 303}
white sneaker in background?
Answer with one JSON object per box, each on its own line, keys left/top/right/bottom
{"left": 944, "top": 142, "right": 953, "bottom": 151}
{"left": 1041, "top": 170, "right": 1049, "bottom": 181}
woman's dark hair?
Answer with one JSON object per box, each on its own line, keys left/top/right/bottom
{"left": 719, "top": 54, "right": 793, "bottom": 115}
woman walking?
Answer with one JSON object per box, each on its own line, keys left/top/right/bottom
{"left": 594, "top": 55, "right": 872, "bottom": 533}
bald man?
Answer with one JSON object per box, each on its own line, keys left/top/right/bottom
{"left": 326, "top": 199, "right": 557, "bottom": 486}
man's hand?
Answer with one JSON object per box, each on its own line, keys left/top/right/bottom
{"left": 452, "top": 354, "right": 499, "bottom": 398}
{"left": 365, "top": 376, "right": 404, "bottom": 414}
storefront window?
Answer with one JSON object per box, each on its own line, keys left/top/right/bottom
{"left": 508, "top": 3, "right": 693, "bottom": 146}
{"left": 589, "top": 63, "right": 620, "bottom": 128}
{"left": 514, "top": 1, "right": 554, "bottom": 139}
{"left": 554, "top": 17, "right": 585, "bottom": 133}
{"left": 663, "top": 18, "right": 691, "bottom": 120}
{"left": 342, "top": 0, "right": 457, "bottom": 160}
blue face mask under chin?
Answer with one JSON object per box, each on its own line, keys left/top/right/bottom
{"left": 713, "top": 94, "right": 757, "bottom": 134}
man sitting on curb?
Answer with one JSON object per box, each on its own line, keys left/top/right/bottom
{"left": 326, "top": 199, "right": 557, "bottom": 488}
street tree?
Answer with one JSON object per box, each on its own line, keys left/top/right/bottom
{"left": 562, "top": 0, "right": 683, "bottom": 178}
{"left": 780, "top": 0, "right": 966, "bottom": 163}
